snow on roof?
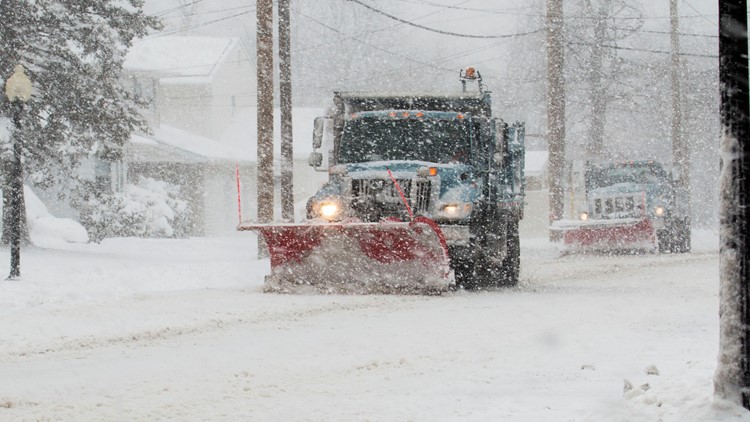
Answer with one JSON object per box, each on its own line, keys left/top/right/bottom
{"left": 525, "top": 150, "right": 549, "bottom": 176}
{"left": 124, "top": 36, "right": 238, "bottom": 83}
{"left": 128, "top": 108, "right": 324, "bottom": 164}
{"left": 128, "top": 124, "right": 235, "bottom": 164}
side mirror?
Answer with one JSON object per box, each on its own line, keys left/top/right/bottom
{"left": 312, "top": 117, "right": 324, "bottom": 150}
{"left": 494, "top": 121, "right": 507, "bottom": 164}
{"left": 308, "top": 151, "right": 323, "bottom": 168}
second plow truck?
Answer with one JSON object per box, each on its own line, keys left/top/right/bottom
{"left": 240, "top": 69, "right": 526, "bottom": 294}
{"left": 553, "top": 160, "right": 691, "bottom": 253}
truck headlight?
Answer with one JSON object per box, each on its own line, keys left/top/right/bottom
{"left": 439, "top": 203, "right": 472, "bottom": 219}
{"left": 579, "top": 212, "right": 589, "bottom": 221}
{"left": 655, "top": 206, "right": 665, "bottom": 217}
{"left": 314, "top": 200, "right": 342, "bottom": 221}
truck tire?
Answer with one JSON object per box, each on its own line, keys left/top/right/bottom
{"left": 452, "top": 256, "right": 477, "bottom": 290}
{"left": 467, "top": 219, "right": 521, "bottom": 289}
{"left": 451, "top": 245, "right": 501, "bottom": 290}
{"left": 672, "top": 219, "right": 691, "bottom": 253}
{"left": 657, "top": 229, "right": 672, "bottom": 253}
{"left": 498, "top": 219, "right": 520, "bottom": 287}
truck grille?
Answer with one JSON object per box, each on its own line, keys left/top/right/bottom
{"left": 414, "top": 180, "right": 431, "bottom": 213}
{"left": 351, "top": 178, "right": 433, "bottom": 220}
{"left": 352, "top": 179, "right": 412, "bottom": 201}
{"left": 592, "top": 195, "right": 641, "bottom": 219}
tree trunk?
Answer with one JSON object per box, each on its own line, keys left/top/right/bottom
{"left": 715, "top": 0, "right": 750, "bottom": 409}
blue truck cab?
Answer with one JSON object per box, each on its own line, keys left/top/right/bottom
{"left": 305, "top": 70, "right": 526, "bottom": 288}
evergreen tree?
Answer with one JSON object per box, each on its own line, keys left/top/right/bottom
{"left": 0, "top": 0, "right": 161, "bottom": 241}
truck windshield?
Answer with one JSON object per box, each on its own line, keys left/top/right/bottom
{"left": 588, "top": 165, "right": 669, "bottom": 190}
{"left": 339, "top": 117, "right": 471, "bottom": 164}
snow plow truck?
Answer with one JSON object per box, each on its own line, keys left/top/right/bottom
{"left": 239, "top": 68, "right": 526, "bottom": 293}
{"left": 552, "top": 160, "right": 691, "bottom": 254}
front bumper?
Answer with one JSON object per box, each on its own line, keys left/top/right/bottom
{"left": 551, "top": 217, "right": 657, "bottom": 251}
{"left": 438, "top": 224, "right": 471, "bottom": 246}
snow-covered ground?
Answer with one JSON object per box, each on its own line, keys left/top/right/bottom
{"left": 0, "top": 226, "right": 747, "bottom": 421}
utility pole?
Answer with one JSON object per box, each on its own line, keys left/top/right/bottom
{"left": 670, "top": 0, "right": 689, "bottom": 190}
{"left": 546, "top": 0, "right": 566, "bottom": 235}
{"left": 587, "top": 0, "right": 609, "bottom": 161}
{"left": 256, "top": 0, "right": 274, "bottom": 228}
{"left": 715, "top": 0, "right": 750, "bottom": 409}
{"left": 279, "top": 0, "right": 294, "bottom": 222}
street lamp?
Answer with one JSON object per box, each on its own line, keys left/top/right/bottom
{"left": 4, "top": 64, "right": 32, "bottom": 280}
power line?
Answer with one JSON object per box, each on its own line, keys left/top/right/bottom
{"left": 148, "top": 9, "right": 255, "bottom": 38}
{"left": 681, "top": 0, "right": 717, "bottom": 26}
{"left": 300, "top": 0, "right": 489, "bottom": 50}
{"left": 160, "top": 5, "right": 253, "bottom": 20}
{"left": 346, "top": 0, "right": 543, "bottom": 39}
{"left": 569, "top": 41, "right": 718, "bottom": 58}
{"left": 152, "top": 0, "right": 207, "bottom": 17}
{"left": 568, "top": 23, "right": 719, "bottom": 39}
{"left": 390, "top": 0, "right": 538, "bottom": 16}
{"left": 386, "top": 0, "right": 717, "bottom": 21}
{"left": 633, "top": 28, "right": 718, "bottom": 38}
{"left": 295, "top": 9, "right": 456, "bottom": 75}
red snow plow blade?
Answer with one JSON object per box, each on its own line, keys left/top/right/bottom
{"left": 553, "top": 218, "right": 657, "bottom": 253}
{"left": 238, "top": 216, "right": 453, "bottom": 294}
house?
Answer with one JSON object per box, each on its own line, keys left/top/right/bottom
{"left": 123, "top": 108, "right": 326, "bottom": 235}
{"left": 124, "top": 35, "right": 254, "bottom": 139}
{"left": 524, "top": 150, "right": 549, "bottom": 191}
{"left": 112, "top": 35, "right": 329, "bottom": 235}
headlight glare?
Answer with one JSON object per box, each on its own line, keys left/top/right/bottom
{"left": 443, "top": 205, "right": 460, "bottom": 215}
{"left": 319, "top": 202, "right": 340, "bottom": 220}
{"left": 439, "top": 203, "right": 472, "bottom": 219}
{"left": 579, "top": 212, "right": 589, "bottom": 221}
{"left": 655, "top": 206, "right": 665, "bottom": 217}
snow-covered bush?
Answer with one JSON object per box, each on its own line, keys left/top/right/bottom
{"left": 78, "top": 177, "right": 191, "bottom": 242}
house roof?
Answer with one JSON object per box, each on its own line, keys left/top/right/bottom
{"left": 128, "top": 124, "right": 235, "bottom": 164}
{"left": 127, "top": 108, "right": 324, "bottom": 164}
{"left": 124, "top": 36, "right": 238, "bottom": 84}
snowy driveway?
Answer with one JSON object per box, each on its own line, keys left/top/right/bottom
{"left": 0, "top": 233, "right": 745, "bottom": 421}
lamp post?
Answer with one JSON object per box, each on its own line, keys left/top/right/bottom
{"left": 4, "top": 65, "right": 32, "bottom": 280}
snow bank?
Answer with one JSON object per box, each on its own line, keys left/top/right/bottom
{"left": 24, "top": 186, "right": 88, "bottom": 247}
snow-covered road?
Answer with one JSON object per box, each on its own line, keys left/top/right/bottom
{"left": 0, "top": 232, "right": 746, "bottom": 421}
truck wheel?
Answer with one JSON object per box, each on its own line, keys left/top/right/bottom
{"left": 499, "top": 219, "right": 520, "bottom": 287}
{"left": 473, "top": 256, "right": 501, "bottom": 290}
{"left": 657, "top": 229, "right": 672, "bottom": 253}
{"left": 453, "top": 257, "right": 478, "bottom": 290}
{"left": 673, "top": 219, "right": 691, "bottom": 253}
{"left": 452, "top": 250, "right": 497, "bottom": 290}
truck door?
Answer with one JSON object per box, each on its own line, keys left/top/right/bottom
{"left": 506, "top": 123, "right": 525, "bottom": 201}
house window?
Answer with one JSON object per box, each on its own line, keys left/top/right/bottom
{"left": 133, "top": 77, "right": 142, "bottom": 97}
{"left": 95, "top": 159, "right": 112, "bottom": 194}
{"left": 95, "top": 160, "right": 127, "bottom": 194}
{"left": 112, "top": 161, "right": 127, "bottom": 193}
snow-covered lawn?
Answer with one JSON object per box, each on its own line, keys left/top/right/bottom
{"left": 0, "top": 229, "right": 747, "bottom": 421}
